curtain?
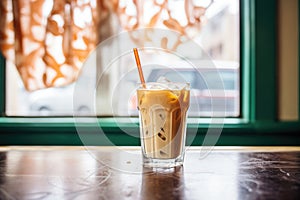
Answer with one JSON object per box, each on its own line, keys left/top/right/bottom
{"left": 0, "top": 0, "right": 209, "bottom": 91}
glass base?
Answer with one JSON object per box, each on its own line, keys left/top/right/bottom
{"left": 143, "top": 157, "right": 184, "bottom": 168}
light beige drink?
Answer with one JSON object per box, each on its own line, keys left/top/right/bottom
{"left": 137, "top": 82, "right": 190, "bottom": 167}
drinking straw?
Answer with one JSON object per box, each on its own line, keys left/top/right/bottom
{"left": 133, "top": 48, "right": 146, "bottom": 88}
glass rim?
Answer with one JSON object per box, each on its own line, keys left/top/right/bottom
{"left": 137, "top": 82, "right": 190, "bottom": 90}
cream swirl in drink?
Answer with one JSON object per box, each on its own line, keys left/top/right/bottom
{"left": 137, "top": 82, "right": 190, "bottom": 166}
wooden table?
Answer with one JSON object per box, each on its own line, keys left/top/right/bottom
{"left": 0, "top": 146, "right": 299, "bottom": 200}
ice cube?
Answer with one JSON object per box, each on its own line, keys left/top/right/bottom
{"left": 156, "top": 76, "right": 189, "bottom": 90}
{"left": 166, "top": 83, "right": 180, "bottom": 90}
{"left": 148, "top": 82, "right": 166, "bottom": 90}
{"left": 157, "top": 76, "right": 171, "bottom": 83}
{"left": 167, "top": 82, "right": 188, "bottom": 90}
{"left": 147, "top": 81, "right": 188, "bottom": 90}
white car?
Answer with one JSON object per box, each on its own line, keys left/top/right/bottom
{"left": 29, "top": 84, "right": 92, "bottom": 116}
{"left": 126, "top": 62, "right": 239, "bottom": 117}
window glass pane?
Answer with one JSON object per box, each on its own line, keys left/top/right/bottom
{"left": 5, "top": 0, "right": 240, "bottom": 117}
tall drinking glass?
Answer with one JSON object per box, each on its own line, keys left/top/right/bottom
{"left": 137, "top": 82, "right": 190, "bottom": 168}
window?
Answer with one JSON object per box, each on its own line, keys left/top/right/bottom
{"left": 2, "top": 0, "right": 240, "bottom": 117}
{"left": 1, "top": 0, "right": 299, "bottom": 146}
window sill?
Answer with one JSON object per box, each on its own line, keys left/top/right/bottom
{"left": 0, "top": 116, "right": 299, "bottom": 146}
{"left": 0, "top": 116, "right": 247, "bottom": 125}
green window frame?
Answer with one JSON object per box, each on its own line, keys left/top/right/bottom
{"left": 0, "top": 0, "right": 300, "bottom": 146}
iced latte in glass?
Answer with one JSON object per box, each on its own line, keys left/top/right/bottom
{"left": 137, "top": 82, "right": 190, "bottom": 168}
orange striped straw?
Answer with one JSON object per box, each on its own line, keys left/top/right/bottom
{"left": 133, "top": 48, "right": 146, "bottom": 88}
